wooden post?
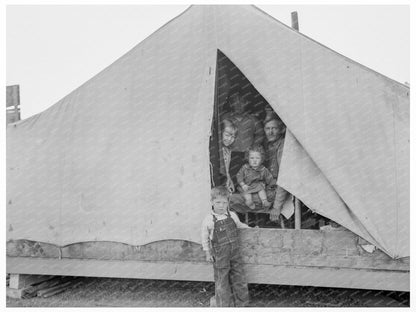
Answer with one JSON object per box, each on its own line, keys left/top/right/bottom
{"left": 9, "top": 274, "right": 51, "bottom": 289}
{"left": 291, "top": 11, "right": 301, "bottom": 229}
{"left": 294, "top": 199, "right": 301, "bottom": 229}
{"left": 6, "top": 85, "right": 21, "bottom": 124}
{"left": 291, "top": 11, "right": 299, "bottom": 31}
{"left": 279, "top": 215, "right": 285, "bottom": 229}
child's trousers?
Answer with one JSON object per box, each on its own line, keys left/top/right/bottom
{"left": 212, "top": 241, "right": 249, "bottom": 307}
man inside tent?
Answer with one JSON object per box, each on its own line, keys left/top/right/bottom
{"left": 263, "top": 112, "right": 291, "bottom": 222}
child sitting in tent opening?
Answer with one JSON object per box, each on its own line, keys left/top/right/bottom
{"left": 201, "top": 186, "right": 249, "bottom": 307}
{"left": 236, "top": 144, "right": 275, "bottom": 210}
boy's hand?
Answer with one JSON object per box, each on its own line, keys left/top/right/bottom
{"left": 205, "top": 251, "right": 213, "bottom": 262}
{"left": 241, "top": 184, "right": 249, "bottom": 192}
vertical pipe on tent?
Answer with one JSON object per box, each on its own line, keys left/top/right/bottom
{"left": 291, "top": 11, "right": 301, "bottom": 229}
{"left": 291, "top": 11, "right": 299, "bottom": 31}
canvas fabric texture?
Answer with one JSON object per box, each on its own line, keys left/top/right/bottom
{"left": 6, "top": 6, "right": 409, "bottom": 258}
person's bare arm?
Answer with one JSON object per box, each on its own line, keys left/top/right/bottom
{"left": 230, "top": 211, "right": 250, "bottom": 228}
{"left": 269, "top": 186, "right": 289, "bottom": 221}
{"left": 201, "top": 217, "right": 213, "bottom": 259}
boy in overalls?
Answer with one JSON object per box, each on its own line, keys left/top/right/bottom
{"left": 201, "top": 186, "right": 250, "bottom": 307}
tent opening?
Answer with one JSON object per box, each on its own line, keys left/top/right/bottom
{"left": 209, "top": 50, "right": 337, "bottom": 230}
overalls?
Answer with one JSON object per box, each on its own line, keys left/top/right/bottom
{"left": 211, "top": 210, "right": 249, "bottom": 307}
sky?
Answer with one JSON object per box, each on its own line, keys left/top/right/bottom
{"left": 6, "top": 5, "right": 410, "bottom": 119}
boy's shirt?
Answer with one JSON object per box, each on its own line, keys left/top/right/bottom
{"left": 201, "top": 210, "right": 249, "bottom": 251}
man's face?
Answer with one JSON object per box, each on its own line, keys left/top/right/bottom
{"left": 264, "top": 119, "right": 285, "bottom": 142}
{"left": 211, "top": 196, "right": 229, "bottom": 215}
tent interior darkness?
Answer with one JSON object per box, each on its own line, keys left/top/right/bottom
{"left": 209, "top": 50, "right": 328, "bottom": 229}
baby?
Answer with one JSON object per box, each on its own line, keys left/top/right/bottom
{"left": 236, "top": 144, "right": 275, "bottom": 210}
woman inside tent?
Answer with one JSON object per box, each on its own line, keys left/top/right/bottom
{"left": 221, "top": 92, "right": 264, "bottom": 187}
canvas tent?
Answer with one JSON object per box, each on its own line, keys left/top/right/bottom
{"left": 7, "top": 5, "right": 409, "bottom": 259}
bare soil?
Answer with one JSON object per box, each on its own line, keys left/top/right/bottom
{"left": 6, "top": 277, "right": 409, "bottom": 307}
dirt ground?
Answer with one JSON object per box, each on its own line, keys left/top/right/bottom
{"left": 6, "top": 277, "right": 409, "bottom": 307}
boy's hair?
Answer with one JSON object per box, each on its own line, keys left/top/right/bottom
{"left": 246, "top": 144, "right": 266, "bottom": 163}
{"left": 211, "top": 186, "right": 230, "bottom": 201}
{"left": 221, "top": 119, "right": 237, "bottom": 133}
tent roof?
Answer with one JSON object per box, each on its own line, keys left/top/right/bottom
{"left": 7, "top": 5, "right": 409, "bottom": 258}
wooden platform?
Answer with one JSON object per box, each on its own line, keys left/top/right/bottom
{"left": 6, "top": 228, "right": 409, "bottom": 291}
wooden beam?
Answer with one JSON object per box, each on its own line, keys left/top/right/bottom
{"left": 7, "top": 257, "right": 409, "bottom": 292}
{"left": 294, "top": 199, "right": 301, "bottom": 229}
{"left": 6, "top": 287, "right": 25, "bottom": 299}
{"left": 291, "top": 11, "right": 299, "bottom": 31}
{"left": 7, "top": 228, "right": 409, "bottom": 271}
{"left": 7, "top": 257, "right": 212, "bottom": 282}
{"left": 6, "top": 85, "right": 21, "bottom": 124}
{"left": 6, "top": 85, "right": 20, "bottom": 108}
{"left": 291, "top": 10, "right": 301, "bottom": 230}
{"left": 9, "top": 273, "right": 51, "bottom": 289}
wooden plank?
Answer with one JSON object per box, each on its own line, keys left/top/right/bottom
{"left": 241, "top": 229, "right": 409, "bottom": 271}
{"left": 247, "top": 265, "right": 409, "bottom": 292}
{"left": 7, "top": 257, "right": 409, "bottom": 291}
{"left": 9, "top": 273, "right": 52, "bottom": 289}
{"left": 6, "top": 287, "right": 25, "bottom": 299}
{"left": 6, "top": 109, "right": 20, "bottom": 124}
{"left": 294, "top": 198, "right": 301, "bottom": 229}
{"left": 37, "top": 281, "right": 73, "bottom": 297}
{"left": 7, "top": 240, "right": 60, "bottom": 258}
{"left": 7, "top": 228, "right": 409, "bottom": 272}
{"left": 7, "top": 257, "right": 212, "bottom": 282}
{"left": 6, "top": 85, "right": 20, "bottom": 108}
{"left": 62, "top": 240, "right": 205, "bottom": 262}
{"left": 6, "top": 85, "right": 21, "bottom": 124}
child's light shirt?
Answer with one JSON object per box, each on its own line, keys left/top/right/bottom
{"left": 201, "top": 210, "right": 249, "bottom": 251}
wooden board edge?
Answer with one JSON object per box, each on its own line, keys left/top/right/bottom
{"left": 6, "top": 257, "right": 409, "bottom": 292}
